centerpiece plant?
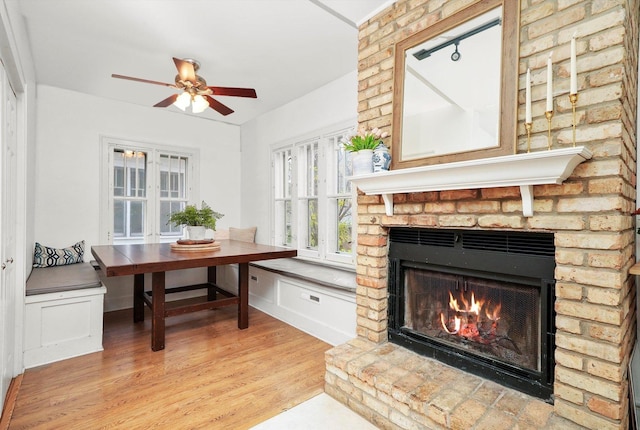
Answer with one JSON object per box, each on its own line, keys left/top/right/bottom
{"left": 168, "top": 201, "right": 224, "bottom": 240}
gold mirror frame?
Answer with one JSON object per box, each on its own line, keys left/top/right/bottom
{"left": 391, "top": 0, "right": 520, "bottom": 169}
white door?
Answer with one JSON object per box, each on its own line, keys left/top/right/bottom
{"left": 0, "top": 61, "right": 17, "bottom": 407}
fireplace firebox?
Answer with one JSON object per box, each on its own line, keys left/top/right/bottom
{"left": 388, "top": 228, "right": 556, "bottom": 401}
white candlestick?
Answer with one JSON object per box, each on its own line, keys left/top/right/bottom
{"left": 570, "top": 33, "right": 577, "bottom": 94}
{"left": 525, "top": 68, "right": 532, "bottom": 123}
{"left": 546, "top": 52, "right": 553, "bottom": 112}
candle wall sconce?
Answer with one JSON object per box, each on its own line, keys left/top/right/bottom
{"left": 523, "top": 34, "right": 578, "bottom": 152}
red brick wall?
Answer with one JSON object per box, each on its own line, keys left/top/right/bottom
{"left": 352, "top": 0, "right": 639, "bottom": 428}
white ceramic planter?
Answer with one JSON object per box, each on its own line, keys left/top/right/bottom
{"left": 351, "top": 149, "right": 374, "bottom": 175}
{"left": 186, "top": 225, "right": 206, "bottom": 240}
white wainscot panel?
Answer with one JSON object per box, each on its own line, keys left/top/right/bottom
{"left": 250, "top": 266, "right": 356, "bottom": 345}
{"left": 277, "top": 278, "right": 356, "bottom": 345}
{"left": 218, "top": 264, "right": 276, "bottom": 304}
{"left": 217, "top": 265, "right": 356, "bottom": 345}
{"left": 248, "top": 268, "right": 275, "bottom": 304}
{"left": 24, "top": 287, "right": 106, "bottom": 368}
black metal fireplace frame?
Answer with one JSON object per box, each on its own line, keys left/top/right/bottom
{"left": 388, "top": 228, "right": 556, "bottom": 401}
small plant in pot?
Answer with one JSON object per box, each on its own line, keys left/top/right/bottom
{"left": 342, "top": 127, "right": 389, "bottom": 152}
{"left": 168, "top": 201, "right": 224, "bottom": 241}
{"left": 342, "top": 127, "right": 389, "bottom": 175}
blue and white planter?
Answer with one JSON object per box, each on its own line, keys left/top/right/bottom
{"left": 373, "top": 143, "right": 391, "bottom": 172}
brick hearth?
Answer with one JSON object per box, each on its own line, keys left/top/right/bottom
{"left": 324, "top": 1, "right": 639, "bottom": 429}
{"left": 326, "top": 338, "right": 581, "bottom": 429}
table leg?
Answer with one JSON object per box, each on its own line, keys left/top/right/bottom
{"left": 133, "top": 273, "right": 144, "bottom": 323}
{"left": 207, "top": 266, "right": 217, "bottom": 301}
{"left": 151, "top": 272, "right": 166, "bottom": 351}
{"left": 238, "top": 262, "right": 249, "bottom": 329}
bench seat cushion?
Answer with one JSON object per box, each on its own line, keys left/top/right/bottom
{"left": 26, "top": 262, "right": 101, "bottom": 296}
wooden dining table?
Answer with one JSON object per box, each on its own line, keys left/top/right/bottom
{"left": 91, "top": 240, "right": 297, "bottom": 351}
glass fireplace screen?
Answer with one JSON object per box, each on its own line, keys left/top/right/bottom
{"left": 404, "top": 268, "right": 540, "bottom": 372}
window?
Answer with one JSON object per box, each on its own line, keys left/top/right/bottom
{"left": 272, "top": 123, "right": 355, "bottom": 266}
{"left": 113, "top": 150, "right": 146, "bottom": 240}
{"left": 100, "top": 138, "right": 198, "bottom": 244}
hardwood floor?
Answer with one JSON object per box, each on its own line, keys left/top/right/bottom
{"left": 8, "top": 304, "right": 331, "bottom": 429}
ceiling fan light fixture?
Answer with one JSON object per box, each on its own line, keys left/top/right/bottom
{"left": 174, "top": 92, "right": 191, "bottom": 111}
{"left": 191, "top": 94, "right": 209, "bottom": 114}
{"left": 112, "top": 57, "right": 256, "bottom": 116}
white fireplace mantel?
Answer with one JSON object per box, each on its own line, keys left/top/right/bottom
{"left": 349, "top": 146, "right": 593, "bottom": 217}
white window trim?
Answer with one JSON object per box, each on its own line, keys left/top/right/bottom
{"left": 99, "top": 136, "right": 200, "bottom": 244}
{"left": 295, "top": 136, "right": 321, "bottom": 260}
{"left": 270, "top": 120, "right": 357, "bottom": 269}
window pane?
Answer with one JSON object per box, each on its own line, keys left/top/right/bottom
{"left": 113, "top": 200, "right": 125, "bottom": 237}
{"left": 160, "top": 154, "right": 188, "bottom": 200}
{"left": 129, "top": 201, "right": 145, "bottom": 236}
{"left": 125, "top": 153, "right": 146, "bottom": 198}
{"left": 113, "top": 149, "right": 147, "bottom": 241}
{"left": 346, "top": 151, "right": 354, "bottom": 177}
{"left": 274, "top": 148, "right": 293, "bottom": 248}
{"left": 180, "top": 158, "right": 187, "bottom": 197}
{"left": 160, "top": 201, "right": 170, "bottom": 233}
{"left": 160, "top": 200, "right": 185, "bottom": 234}
{"left": 137, "top": 168, "right": 146, "bottom": 197}
{"left": 285, "top": 200, "right": 292, "bottom": 246}
{"left": 336, "top": 137, "right": 351, "bottom": 194}
{"left": 275, "top": 200, "right": 293, "bottom": 247}
{"left": 306, "top": 198, "right": 318, "bottom": 250}
{"left": 159, "top": 153, "right": 188, "bottom": 237}
{"left": 306, "top": 143, "right": 318, "bottom": 196}
{"left": 160, "top": 171, "right": 169, "bottom": 198}
{"left": 170, "top": 172, "right": 179, "bottom": 198}
{"left": 337, "top": 198, "right": 352, "bottom": 253}
{"left": 276, "top": 149, "right": 293, "bottom": 199}
{"left": 114, "top": 166, "right": 124, "bottom": 197}
{"left": 285, "top": 150, "right": 292, "bottom": 198}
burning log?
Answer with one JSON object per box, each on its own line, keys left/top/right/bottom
{"left": 438, "top": 289, "right": 520, "bottom": 356}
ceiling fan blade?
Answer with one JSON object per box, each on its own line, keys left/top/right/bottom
{"left": 205, "top": 96, "right": 234, "bottom": 116}
{"left": 208, "top": 87, "right": 257, "bottom": 98}
{"left": 153, "top": 94, "right": 179, "bottom": 108}
{"left": 173, "top": 57, "right": 196, "bottom": 82}
{"left": 112, "top": 74, "right": 175, "bottom": 88}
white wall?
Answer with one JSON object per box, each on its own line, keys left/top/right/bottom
{"left": 33, "top": 85, "right": 242, "bottom": 250}
{"left": 239, "top": 71, "right": 358, "bottom": 244}
{"left": 32, "top": 85, "right": 243, "bottom": 309}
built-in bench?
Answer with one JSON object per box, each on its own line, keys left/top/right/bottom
{"left": 24, "top": 262, "right": 107, "bottom": 368}
{"left": 220, "top": 258, "right": 358, "bottom": 345}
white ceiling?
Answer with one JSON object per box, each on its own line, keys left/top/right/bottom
{"left": 9, "top": 0, "right": 393, "bottom": 125}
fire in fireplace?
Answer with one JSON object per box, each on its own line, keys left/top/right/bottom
{"left": 388, "top": 228, "right": 556, "bottom": 401}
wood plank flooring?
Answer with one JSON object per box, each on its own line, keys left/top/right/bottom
{"left": 8, "top": 304, "right": 331, "bottom": 429}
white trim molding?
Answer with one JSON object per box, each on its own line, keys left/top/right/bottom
{"left": 349, "top": 146, "right": 592, "bottom": 217}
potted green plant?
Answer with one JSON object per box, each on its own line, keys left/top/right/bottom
{"left": 342, "top": 127, "right": 389, "bottom": 175}
{"left": 168, "top": 201, "right": 224, "bottom": 240}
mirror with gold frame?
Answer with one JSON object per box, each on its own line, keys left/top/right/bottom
{"left": 391, "top": 0, "right": 520, "bottom": 169}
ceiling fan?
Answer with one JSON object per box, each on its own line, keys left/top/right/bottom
{"left": 112, "top": 57, "right": 257, "bottom": 116}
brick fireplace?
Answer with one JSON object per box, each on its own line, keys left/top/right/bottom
{"left": 324, "top": 1, "right": 639, "bottom": 429}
